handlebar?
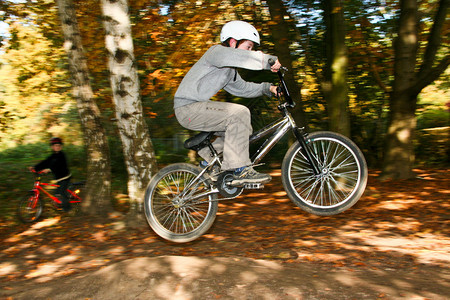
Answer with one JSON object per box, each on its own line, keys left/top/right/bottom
{"left": 268, "top": 58, "right": 295, "bottom": 108}
{"left": 30, "top": 169, "right": 48, "bottom": 175}
{"left": 268, "top": 58, "right": 289, "bottom": 72}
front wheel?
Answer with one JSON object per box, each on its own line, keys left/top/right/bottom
{"left": 17, "top": 192, "right": 43, "bottom": 223}
{"left": 282, "top": 131, "right": 367, "bottom": 216}
{"left": 144, "top": 163, "right": 218, "bottom": 243}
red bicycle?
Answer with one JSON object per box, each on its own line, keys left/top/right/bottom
{"left": 17, "top": 170, "right": 85, "bottom": 223}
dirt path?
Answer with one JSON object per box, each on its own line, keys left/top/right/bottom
{"left": 2, "top": 256, "right": 449, "bottom": 300}
{"left": 1, "top": 168, "right": 449, "bottom": 299}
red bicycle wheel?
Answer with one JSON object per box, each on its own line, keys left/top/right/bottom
{"left": 17, "top": 192, "right": 43, "bottom": 223}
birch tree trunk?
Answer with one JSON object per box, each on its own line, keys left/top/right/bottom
{"left": 381, "top": 0, "right": 449, "bottom": 179}
{"left": 56, "top": 0, "right": 112, "bottom": 215}
{"left": 322, "top": 0, "right": 350, "bottom": 137}
{"left": 101, "top": 0, "right": 157, "bottom": 227}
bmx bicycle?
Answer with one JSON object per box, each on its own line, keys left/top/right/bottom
{"left": 144, "top": 61, "right": 368, "bottom": 243}
{"left": 17, "top": 169, "right": 85, "bottom": 223}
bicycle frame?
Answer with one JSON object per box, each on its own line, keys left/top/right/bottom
{"left": 248, "top": 104, "right": 320, "bottom": 175}
{"left": 179, "top": 116, "right": 310, "bottom": 201}
{"left": 249, "top": 114, "right": 292, "bottom": 164}
{"left": 31, "top": 174, "right": 82, "bottom": 206}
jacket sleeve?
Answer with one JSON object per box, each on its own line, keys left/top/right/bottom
{"left": 205, "top": 45, "right": 278, "bottom": 71}
{"left": 34, "top": 156, "right": 52, "bottom": 172}
{"left": 224, "top": 71, "right": 272, "bottom": 98}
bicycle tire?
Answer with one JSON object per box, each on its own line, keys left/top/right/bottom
{"left": 17, "top": 192, "right": 43, "bottom": 223}
{"left": 144, "top": 163, "right": 218, "bottom": 243}
{"left": 282, "top": 131, "right": 367, "bottom": 216}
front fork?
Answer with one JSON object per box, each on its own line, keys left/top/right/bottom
{"left": 284, "top": 111, "right": 321, "bottom": 176}
{"left": 274, "top": 67, "right": 321, "bottom": 176}
{"left": 28, "top": 189, "right": 41, "bottom": 209}
{"left": 293, "top": 127, "right": 321, "bottom": 175}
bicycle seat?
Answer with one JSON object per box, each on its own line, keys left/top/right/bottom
{"left": 184, "top": 132, "right": 215, "bottom": 151}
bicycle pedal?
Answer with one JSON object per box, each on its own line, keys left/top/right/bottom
{"left": 243, "top": 183, "right": 264, "bottom": 189}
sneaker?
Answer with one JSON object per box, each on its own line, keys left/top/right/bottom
{"left": 231, "top": 166, "right": 271, "bottom": 186}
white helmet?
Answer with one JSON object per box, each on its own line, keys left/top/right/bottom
{"left": 220, "top": 20, "right": 261, "bottom": 45}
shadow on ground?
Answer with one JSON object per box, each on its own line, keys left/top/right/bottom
{"left": 3, "top": 255, "right": 449, "bottom": 300}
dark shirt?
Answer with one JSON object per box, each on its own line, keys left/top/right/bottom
{"left": 34, "top": 151, "right": 70, "bottom": 180}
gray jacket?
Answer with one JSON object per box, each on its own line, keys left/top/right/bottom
{"left": 174, "top": 45, "right": 278, "bottom": 109}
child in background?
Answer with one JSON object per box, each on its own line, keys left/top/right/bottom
{"left": 30, "top": 137, "right": 72, "bottom": 211}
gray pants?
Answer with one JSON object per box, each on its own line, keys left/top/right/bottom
{"left": 175, "top": 101, "right": 252, "bottom": 170}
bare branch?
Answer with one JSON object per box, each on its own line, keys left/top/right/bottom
{"left": 413, "top": 54, "right": 450, "bottom": 96}
{"left": 418, "top": 0, "right": 449, "bottom": 76}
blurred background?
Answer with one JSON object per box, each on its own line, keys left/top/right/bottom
{"left": 0, "top": 0, "right": 448, "bottom": 192}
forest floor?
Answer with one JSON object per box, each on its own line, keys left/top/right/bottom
{"left": 0, "top": 168, "right": 449, "bottom": 299}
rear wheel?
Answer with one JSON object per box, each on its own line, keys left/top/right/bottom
{"left": 17, "top": 192, "right": 43, "bottom": 223}
{"left": 144, "top": 163, "right": 218, "bottom": 243}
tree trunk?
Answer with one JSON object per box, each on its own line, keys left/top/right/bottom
{"left": 56, "top": 0, "right": 112, "bottom": 216}
{"left": 101, "top": 0, "right": 157, "bottom": 227}
{"left": 322, "top": 0, "right": 350, "bottom": 137}
{"left": 381, "top": 0, "right": 449, "bottom": 179}
{"left": 266, "top": 0, "right": 308, "bottom": 129}
{"left": 382, "top": 0, "right": 418, "bottom": 179}
{"left": 383, "top": 92, "right": 418, "bottom": 179}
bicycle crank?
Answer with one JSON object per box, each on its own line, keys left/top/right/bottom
{"left": 217, "top": 172, "right": 243, "bottom": 198}
{"left": 216, "top": 172, "right": 266, "bottom": 197}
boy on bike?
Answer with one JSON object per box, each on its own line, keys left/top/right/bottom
{"left": 30, "top": 137, "right": 72, "bottom": 212}
{"left": 174, "top": 20, "right": 281, "bottom": 186}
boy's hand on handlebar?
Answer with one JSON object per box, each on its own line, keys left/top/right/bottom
{"left": 270, "top": 85, "right": 279, "bottom": 95}
{"left": 270, "top": 85, "right": 283, "bottom": 97}
{"left": 270, "top": 59, "right": 282, "bottom": 72}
